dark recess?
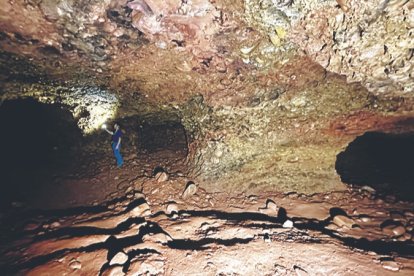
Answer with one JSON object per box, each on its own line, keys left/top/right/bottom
{"left": 336, "top": 132, "right": 414, "bottom": 201}
{"left": 0, "top": 99, "right": 83, "bottom": 208}
{"left": 137, "top": 122, "right": 188, "bottom": 155}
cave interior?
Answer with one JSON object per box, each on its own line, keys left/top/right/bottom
{"left": 1, "top": 0, "right": 414, "bottom": 275}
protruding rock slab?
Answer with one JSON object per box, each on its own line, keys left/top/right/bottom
{"left": 333, "top": 215, "right": 355, "bottom": 228}
{"left": 287, "top": 203, "right": 330, "bottom": 220}
{"left": 142, "top": 232, "right": 172, "bottom": 244}
{"left": 131, "top": 203, "right": 151, "bottom": 217}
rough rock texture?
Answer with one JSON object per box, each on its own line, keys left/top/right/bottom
{"left": 190, "top": 69, "right": 414, "bottom": 193}
{"left": 0, "top": 0, "right": 413, "bottom": 195}
{"left": 1, "top": 1, "right": 414, "bottom": 273}
{"left": 246, "top": 0, "right": 414, "bottom": 95}
{"left": 1, "top": 175, "right": 414, "bottom": 275}
{"left": 294, "top": 0, "right": 414, "bottom": 94}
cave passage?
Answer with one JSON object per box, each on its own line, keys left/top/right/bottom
{"left": 0, "top": 98, "right": 83, "bottom": 208}
{"left": 336, "top": 132, "right": 414, "bottom": 201}
{"left": 137, "top": 122, "right": 188, "bottom": 155}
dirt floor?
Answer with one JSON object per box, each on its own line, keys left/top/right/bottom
{"left": 1, "top": 148, "right": 414, "bottom": 275}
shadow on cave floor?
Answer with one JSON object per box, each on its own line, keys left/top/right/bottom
{"left": 1, "top": 190, "right": 414, "bottom": 275}
{"left": 0, "top": 101, "right": 190, "bottom": 210}
{"left": 132, "top": 121, "right": 189, "bottom": 173}
{"left": 336, "top": 132, "right": 414, "bottom": 201}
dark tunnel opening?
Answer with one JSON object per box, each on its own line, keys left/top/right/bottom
{"left": 136, "top": 122, "right": 188, "bottom": 155}
{"left": 0, "top": 98, "right": 83, "bottom": 208}
{"left": 106, "top": 117, "right": 191, "bottom": 176}
{"left": 336, "top": 132, "right": 414, "bottom": 201}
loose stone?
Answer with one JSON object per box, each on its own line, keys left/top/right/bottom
{"left": 283, "top": 220, "right": 294, "bottom": 228}
{"left": 182, "top": 182, "right": 197, "bottom": 199}
{"left": 69, "top": 260, "right": 82, "bottom": 270}
{"left": 333, "top": 215, "right": 355, "bottom": 228}
{"left": 155, "top": 171, "right": 169, "bottom": 182}
{"left": 392, "top": 226, "right": 406, "bottom": 237}
{"left": 381, "top": 261, "right": 400, "bottom": 272}
{"left": 109, "top": 252, "right": 128, "bottom": 266}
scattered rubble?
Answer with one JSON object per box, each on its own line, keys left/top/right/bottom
{"left": 1, "top": 174, "right": 414, "bottom": 275}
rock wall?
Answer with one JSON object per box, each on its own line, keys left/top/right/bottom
{"left": 178, "top": 57, "right": 414, "bottom": 193}
{"left": 1, "top": 0, "right": 414, "bottom": 193}
{"left": 244, "top": 0, "right": 414, "bottom": 95}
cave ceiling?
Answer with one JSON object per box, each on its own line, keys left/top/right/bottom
{"left": 2, "top": 6, "right": 414, "bottom": 270}
{"left": 0, "top": 0, "right": 412, "bottom": 106}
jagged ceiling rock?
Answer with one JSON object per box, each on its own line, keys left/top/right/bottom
{"left": 244, "top": 0, "right": 414, "bottom": 95}
{"left": 0, "top": 0, "right": 251, "bottom": 105}
{"left": 1, "top": 0, "right": 414, "bottom": 190}
{"left": 1, "top": 0, "right": 412, "bottom": 105}
{"left": 35, "top": 83, "right": 119, "bottom": 133}
{"left": 290, "top": 0, "right": 414, "bottom": 95}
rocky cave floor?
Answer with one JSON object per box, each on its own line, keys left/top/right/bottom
{"left": 1, "top": 147, "right": 414, "bottom": 276}
{"left": 1, "top": 0, "right": 414, "bottom": 275}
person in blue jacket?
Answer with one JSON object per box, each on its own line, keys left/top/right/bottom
{"left": 104, "top": 122, "right": 123, "bottom": 168}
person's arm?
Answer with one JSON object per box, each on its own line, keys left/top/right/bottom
{"left": 105, "top": 129, "right": 114, "bottom": 135}
{"left": 116, "top": 137, "right": 121, "bottom": 150}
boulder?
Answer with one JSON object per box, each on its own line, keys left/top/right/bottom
{"left": 166, "top": 203, "right": 179, "bottom": 214}
{"left": 109, "top": 252, "right": 128, "bottom": 266}
{"left": 283, "top": 220, "right": 294, "bottom": 228}
{"left": 182, "top": 182, "right": 197, "bottom": 199}
{"left": 155, "top": 171, "right": 169, "bottom": 182}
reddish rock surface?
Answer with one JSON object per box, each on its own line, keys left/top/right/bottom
{"left": 1, "top": 0, "right": 414, "bottom": 275}
{"left": 1, "top": 166, "right": 414, "bottom": 275}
